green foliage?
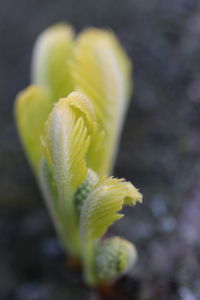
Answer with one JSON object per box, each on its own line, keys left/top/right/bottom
{"left": 15, "top": 23, "right": 142, "bottom": 287}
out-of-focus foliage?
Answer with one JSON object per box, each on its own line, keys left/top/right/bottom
{"left": 15, "top": 85, "right": 52, "bottom": 174}
{"left": 31, "top": 23, "right": 74, "bottom": 101}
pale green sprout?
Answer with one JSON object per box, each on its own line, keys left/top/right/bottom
{"left": 41, "top": 93, "right": 142, "bottom": 284}
{"left": 15, "top": 23, "right": 142, "bottom": 287}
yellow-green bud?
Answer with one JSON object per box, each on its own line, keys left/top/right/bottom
{"left": 95, "top": 237, "right": 137, "bottom": 282}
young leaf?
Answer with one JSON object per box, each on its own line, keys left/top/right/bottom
{"left": 81, "top": 177, "right": 142, "bottom": 240}
{"left": 31, "top": 23, "right": 74, "bottom": 101}
{"left": 41, "top": 91, "right": 99, "bottom": 255}
{"left": 15, "top": 85, "right": 52, "bottom": 174}
{"left": 80, "top": 176, "right": 142, "bottom": 285}
{"left": 42, "top": 91, "right": 98, "bottom": 196}
{"left": 72, "top": 28, "right": 132, "bottom": 175}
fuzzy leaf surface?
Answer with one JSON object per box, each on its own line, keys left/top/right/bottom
{"left": 32, "top": 23, "right": 74, "bottom": 101}
{"left": 41, "top": 91, "right": 98, "bottom": 199}
{"left": 81, "top": 176, "right": 142, "bottom": 240}
{"left": 72, "top": 28, "right": 132, "bottom": 175}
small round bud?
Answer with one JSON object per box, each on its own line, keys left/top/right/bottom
{"left": 95, "top": 237, "right": 137, "bottom": 282}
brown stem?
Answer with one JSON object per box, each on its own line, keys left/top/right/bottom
{"left": 67, "top": 255, "right": 82, "bottom": 272}
{"left": 95, "top": 282, "right": 122, "bottom": 300}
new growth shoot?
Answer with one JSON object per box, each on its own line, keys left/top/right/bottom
{"left": 15, "top": 23, "right": 142, "bottom": 287}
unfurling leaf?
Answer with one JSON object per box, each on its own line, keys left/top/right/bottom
{"left": 72, "top": 28, "right": 132, "bottom": 175}
{"left": 42, "top": 91, "right": 98, "bottom": 197}
{"left": 81, "top": 176, "right": 142, "bottom": 240}
{"left": 41, "top": 91, "right": 100, "bottom": 255}
{"left": 80, "top": 176, "right": 142, "bottom": 285}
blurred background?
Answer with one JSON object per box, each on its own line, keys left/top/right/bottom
{"left": 1, "top": 0, "right": 200, "bottom": 299}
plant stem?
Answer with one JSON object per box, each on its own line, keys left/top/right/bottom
{"left": 82, "top": 238, "right": 98, "bottom": 286}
